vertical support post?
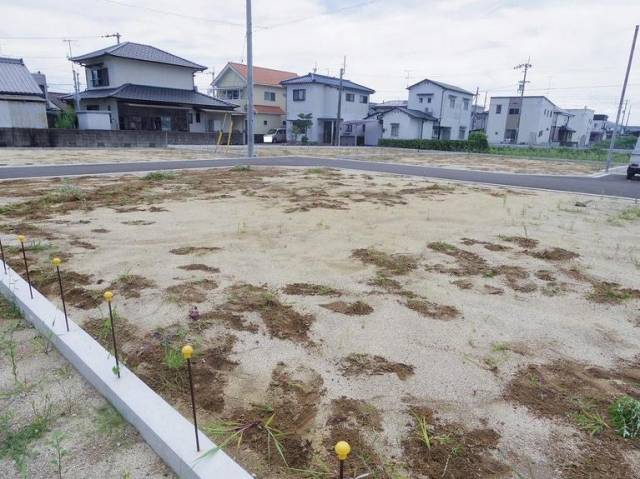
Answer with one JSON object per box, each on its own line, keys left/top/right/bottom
{"left": 0, "top": 237, "right": 6, "bottom": 274}
{"left": 607, "top": 25, "right": 639, "bottom": 171}
{"left": 104, "top": 291, "right": 120, "bottom": 378}
{"left": 182, "top": 344, "right": 200, "bottom": 452}
{"left": 246, "top": 0, "right": 255, "bottom": 158}
{"left": 18, "top": 235, "right": 33, "bottom": 299}
{"left": 52, "top": 258, "right": 69, "bottom": 332}
{"left": 334, "top": 441, "right": 350, "bottom": 479}
{"left": 335, "top": 57, "right": 345, "bottom": 146}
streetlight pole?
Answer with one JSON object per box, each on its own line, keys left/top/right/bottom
{"left": 606, "top": 24, "right": 638, "bottom": 172}
{"left": 246, "top": 0, "right": 255, "bottom": 157}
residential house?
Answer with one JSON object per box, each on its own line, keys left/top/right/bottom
{"left": 213, "top": 62, "right": 297, "bottom": 136}
{"left": 66, "top": 42, "right": 237, "bottom": 132}
{"left": 368, "top": 99, "right": 408, "bottom": 115}
{"left": 31, "top": 71, "right": 65, "bottom": 127}
{"left": 0, "top": 57, "right": 47, "bottom": 128}
{"left": 549, "top": 108, "right": 574, "bottom": 145}
{"left": 281, "top": 73, "right": 374, "bottom": 144}
{"left": 365, "top": 106, "right": 437, "bottom": 141}
{"left": 470, "top": 105, "right": 488, "bottom": 132}
{"left": 591, "top": 114, "right": 609, "bottom": 143}
{"left": 566, "top": 108, "right": 594, "bottom": 147}
{"left": 486, "top": 96, "right": 574, "bottom": 145}
{"left": 406, "top": 79, "right": 474, "bottom": 140}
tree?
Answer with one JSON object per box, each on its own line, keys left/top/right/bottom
{"left": 292, "top": 113, "right": 313, "bottom": 143}
{"left": 53, "top": 109, "right": 77, "bottom": 129}
{"left": 467, "top": 131, "right": 489, "bottom": 152}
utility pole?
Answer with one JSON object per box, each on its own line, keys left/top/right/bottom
{"left": 513, "top": 58, "right": 532, "bottom": 144}
{"left": 625, "top": 103, "right": 632, "bottom": 129}
{"left": 606, "top": 24, "right": 638, "bottom": 171}
{"left": 63, "top": 39, "right": 80, "bottom": 111}
{"left": 245, "top": 0, "right": 255, "bottom": 157}
{"left": 621, "top": 99, "right": 629, "bottom": 134}
{"left": 334, "top": 56, "right": 346, "bottom": 146}
{"left": 103, "top": 33, "right": 122, "bottom": 44}
{"left": 471, "top": 86, "right": 479, "bottom": 130}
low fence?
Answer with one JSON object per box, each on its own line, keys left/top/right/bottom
{"left": 0, "top": 128, "right": 244, "bottom": 148}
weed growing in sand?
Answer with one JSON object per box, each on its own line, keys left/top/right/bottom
{"left": 0, "top": 299, "right": 23, "bottom": 320}
{"left": 231, "top": 165, "right": 252, "bottom": 172}
{"left": 163, "top": 346, "right": 186, "bottom": 369}
{"left": 0, "top": 397, "right": 53, "bottom": 475}
{"left": 143, "top": 171, "right": 175, "bottom": 181}
{"left": 617, "top": 207, "right": 640, "bottom": 222}
{"left": 572, "top": 400, "right": 609, "bottom": 436}
{"left": 96, "top": 405, "right": 126, "bottom": 439}
{"left": 609, "top": 396, "right": 640, "bottom": 438}
{"left": 48, "top": 431, "right": 67, "bottom": 479}
{"left": 412, "top": 412, "right": 452, "bottom": 455}
{"left": 0, "top": 323, "right": 19, "bottom": 384}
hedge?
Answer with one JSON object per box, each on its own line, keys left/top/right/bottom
{"left": 379, "top": 132, "right": 489, "bottom": 152}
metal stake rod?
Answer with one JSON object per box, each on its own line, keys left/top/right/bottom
{"left": 104, "top": 291, "right": 120, "bottom": 378}
{"left": 0, "top": 237, "right": 6, "bottom": 274}
{"left": 18, "top": 235, "right": 33, "bottom": 299}
{"left": 334, "top": 441, "right": 350, "bottom": 479}
{"left": 52, "top": 258, "right": 69, "bottom": 332}
{"left": 246, "top": 0, "right": 255, "bottom": 158}
{"left": 182, "top": 345, "right": 200, "bottom": 451}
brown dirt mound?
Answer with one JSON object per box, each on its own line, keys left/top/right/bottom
{"left": 484, "top": 285, "right": 504, "bottom": 295}
{"left": 427, "top": 242, "right": 490, "bottom": 276}
{"left": 403, "top": 407, "right": 509, "bottom": 479}
{"left": 197, "top": 309, "right": 259, "bottom": 333}
{"left": 282, "top": 283, "right": 341, "bottom": 296}
{"left": 225, "top": 283, "right": 314, "bottom": 342}
{"left": 461, "top": 237, "right": 511, "bottom": 251}
{"left": 367, "top": 274, "right": 403, "bottom": 292}
{"left": 169, "top": 246, "right": 221, "bottom": 256}
{"left": 321, "top": 300, "right": 373, "bottom": 316}
{"left": 121, "top": 220, "right": 155, "bottom": 226}
{"left": 82, "top": 314, "right": 139, "bottom": 358}
{"left": 29, "top": 267, "right": 101, "bottom": 310}
{"left": 178, "top": 263, "right": 220, "bottom": 273}
{"left": 586, "top": 281, "right": 640, "bottom": 304}
{"left": 339, "top": 353, "right": 414, "bottom": 380}
{"left": 406, "top": 298, "right": 460, "bottom": 320}
{"left": 70, "top": 239, "right": 96, "bottom": 250}
{"left": 165, "top": 279, "right": 217, "bottom": 304}
{"left": 327, "top": 397, "right": 383, "bottom": 432}
{"left": 530, "top": 247, "right": 580, "bottom": 261}
{"left": 108, "top": 274, "right": 156, "bottom": 299}
{"left": 498, "top": 235, "right": 539, "bottom": 249}
{"left": 352, "top": 248, "right": 418, "bottom": 275}
{"left": 452, "top": 279, "right": 473, "bottom": 290}
{"left": 91, "top": 228, "right": 109, "bottom": 233}
{"left": 536, "top": 270, "right": 556, "bottom": 281}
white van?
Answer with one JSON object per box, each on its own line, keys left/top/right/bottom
{"left": 627, "top": 136, "right": 640, "bottom": 179}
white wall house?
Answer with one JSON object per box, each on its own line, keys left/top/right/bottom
{"left": 406, "top": 79, "right": 474, "bottom": 140}
{"left": 281, "top": 73, "right": 374, "bottom": 144}
{"left": 67, "top": 42, "right": 237, "bottom": 132}
{"left": 591, "top": 114, "right": 609, "bottom": 143}
{"left": 365, "top": 106, "right": 436, "bottom": 141}
{"left": 566, "top": 108, "right": 594, "bottom": 146}
{"left": 486, "top": 96, "right": 570, "bottom": 145}
{"left": 0, "top": 57, "right": 47, "bottom": 128}
{"left": 213, "top": 62, "right": 297, "bottom": 136}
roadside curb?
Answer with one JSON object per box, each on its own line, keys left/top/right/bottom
{"left": 0, "top": 261, "right": 252, "bottom": 479}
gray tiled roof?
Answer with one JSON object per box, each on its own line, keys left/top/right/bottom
{"left": 407, "top": 78, "right": 474, "bottom": 96}
{"left": 63, "top": 84, "right": 237, "bottom": 110}
{"left": 0, "top": 57, "right": 44, "bottom": 96}
{"left": 281, "top": 73, "right": 375, "bottom": 94}
{"left": 366, "top": 106, "right": 437, "bottom": 122}
{"left": 71, "top": 42, "right": 206, "bottom": 70}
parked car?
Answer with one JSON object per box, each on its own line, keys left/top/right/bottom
{"left": 627, "top": 136, "right": 640, "bottom": 179}
{"left": 264, "top": 128, "right": 286, "bottom": 144}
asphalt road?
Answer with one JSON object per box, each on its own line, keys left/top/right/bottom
{"left": 1, "top": 156, "right": 638, "bottom": 200}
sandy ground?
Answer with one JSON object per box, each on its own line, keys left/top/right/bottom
{"left": 1, "top": 167, "right": 640, "bottom": 478}
{"left": 0, "top": 145, "right": 606, "bottom": 175}
{"left": 0, "top": 298, "right": 175, "bottom": 479}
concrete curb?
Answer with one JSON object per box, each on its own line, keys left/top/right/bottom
{"left": 0, "top": 262, "right": 252, "bottom": 479}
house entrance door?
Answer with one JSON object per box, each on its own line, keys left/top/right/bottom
{"left": 323, "top": 120, "right": 334, "bottom": 144}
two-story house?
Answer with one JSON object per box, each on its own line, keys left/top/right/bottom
{"left": 66, "top": 42, "right": 237, "bottom": 132}
{"left": 486, "top": 96, "right": 574, "bottom": 145}
{"left": 281, "top": 73, "right": 374, "bottom": 144}
{"left": 406, "top": 79, "right": 474, "bottom": 140}
{"left": 213, "top": 62, "right": 297, "bottom": 136}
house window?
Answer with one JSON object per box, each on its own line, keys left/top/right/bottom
{"left": 360, "top": 95, "right": 368, "bottom": 104}
{"left": 448, "top": 95, "right": 456, "bottom": 108}
{"left": 264, "top": 120, "right": 268, "bottom": 126}
{"left": 427, "top": 96, "right": 432, "bottom": 103}
{"left": 293, "top": 89, "right": 306, "bottom": 101}
{"left": 345, "top": 93, "right": 355, "bottom": 102}
{"left": 90, "top": 67, "right": 109, "bottom": 87}
{"left": 538, "top": 130, "right": 543, "bottom": 137}
{"left": 264, "top": 91, "right": 276, "bottom": 102}
{"left": 188, "top": 112, "right": 194, "bottom": 124}
{"left": 390, "top": 123, "right": 400, "bottom": 137}
{"left": 458, "top": 127, "right": 466, "bottom": 140}
{"left": 345, "top": 124, "right": 353, "bottom": 133}
{"left": 463, "top": 98, "right": 470, "bottom": 111}
{"left": 496, "top": 104, "right": 502, "bottom": 114}
{"left": 195, "top": 112, "right": 201, "bottom": 123}
{"left": 223, "top": 89, "right": 240, "bottom": 100}
{"left": 419, "top": 97, "right": 423, "bottom": 103}
{"left": 86, "top": 105, "right": 100, "bottom": 111}
{"left": 508, "top": 108, "right": 520, "bottom": 115}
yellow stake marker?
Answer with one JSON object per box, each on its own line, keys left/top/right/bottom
{"left": 17, "top": 234, "right": 26, "bottom": 243}
{"left": 181, "top": 344, "right": 194, "bottom": 359}
{"left": 51, "top": 257, "right": 62, "bottom": 267}
{"left": 335, "top": 440, "right": 351, "bottom": 479}
{"left": 182, "top": 344, "right": 200, "bottom": 451}
{"left": 103, "top": 291, "right": 114, "bottom": 302}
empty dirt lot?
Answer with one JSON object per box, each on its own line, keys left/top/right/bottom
{"left": 0, "top": 165, "right": 639, "bottom": 478}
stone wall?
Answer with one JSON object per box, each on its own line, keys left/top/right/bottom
{"left": 0, "top": 128, "right": 244, "bottom": 148}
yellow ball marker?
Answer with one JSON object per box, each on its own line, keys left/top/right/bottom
{"left": 103, "top": 290, "right": 114, "bottom": 302}
{"left": 181, "top": 344, "right": 194, "bottom": 360}
{"left": 51, "top": 257, "right": 62, "bottom": 267}
{"left": 17, "top": 234, "right": 26, "bottom": 243}
{"left": 335, "top": 440, "right": 351, "bottom": 461}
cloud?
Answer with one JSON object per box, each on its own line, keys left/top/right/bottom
{"left": 1, "top": 0, "right": 638, "bottom": 122}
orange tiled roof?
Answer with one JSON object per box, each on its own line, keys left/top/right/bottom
{"left": 228, "top": 62, "right": 297, "bottom": 87}
{"left": 254, "top": 105, "right": 285, "bottom": 115}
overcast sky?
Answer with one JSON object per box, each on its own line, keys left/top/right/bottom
{"left": 1, "top": 0, "right": 639, "bottom": 123}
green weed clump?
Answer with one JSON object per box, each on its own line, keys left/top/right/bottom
{"left": 143, "top": 171, "right": 175, "bottom": 181}
{"left": 609, "top": 395, "right": 640, "bottom": 438}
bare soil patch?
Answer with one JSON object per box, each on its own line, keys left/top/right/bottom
{"left": 108, "top": 274, "right": 156, "bottom": 299}
{"left": 178, "top": 263, "right": 220, "bottom": 273}
{"left": 339, "top": 353, "right": 415, "bottom": 380}
{"left": 321, "top": 300, "right": 374, "bottom": 316}
{"left": 169, "top": 246, "right": 221, "bottom": 256}
{"left": 406, "top": 298, "right": 460, "bottom": 320}
{"left": 352, "top": 248, "right": 418, "bottom": 275}
{"left": 282, "top": 283, "right": 341, "bottom": 296}
{"left": 165, "top": 279, "right": 217, "bottom": 304}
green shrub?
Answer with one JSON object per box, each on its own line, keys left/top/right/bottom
{"left": 378, "top": 138, "right": 471, "bottom": 152}
{"left": 467, "top": 132, "right": 489, "bottom": 152}
{"left": 53, "top": 110, "right": 76, "bottom": 129}
{"left": 609, "top": 395, "right": 640, "bottom": 438}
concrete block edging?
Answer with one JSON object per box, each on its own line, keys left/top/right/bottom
{"left": 0, "top": 261, "right": 252, "bottom": 479}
